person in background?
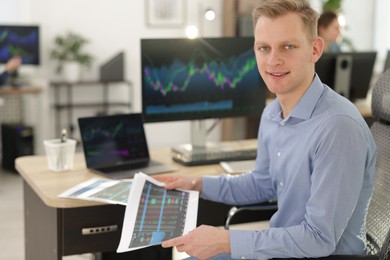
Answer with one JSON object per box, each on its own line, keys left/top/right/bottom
{"left": 318, "top": 10, "right": 342, "bottom": 52}
{"left": 156, "top": 0, "right": 376, "bottom": 259}
{"left": 0, "top": 56, "right": 22, "bottom": 86}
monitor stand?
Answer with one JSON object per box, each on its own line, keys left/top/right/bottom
{"left": 334, "top": 54, "right": 352, "bottom": 99}
{"left": 171, "top": 120, "right": 258, "bottom": 166}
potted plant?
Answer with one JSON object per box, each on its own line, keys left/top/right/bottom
{"left": 50, "top": 31, "right": 94, "bottom": 82}
{"left": 322, "top": 0, "right": 342, "bottom": 12}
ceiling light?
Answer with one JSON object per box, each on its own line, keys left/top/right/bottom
{"left": 185, "top": 25, "right": 199, "bottom": 39}
{"left": 204, "top": 9, "right": 216, "bottom": 21}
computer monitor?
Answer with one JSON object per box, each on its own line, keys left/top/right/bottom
{"left": 315, "top": 52, "right": 377, "bottom": 101}
{"left": 141, "top": 37, "right": 265, "bottom": 123}
{"left": 0, "top": 25, "right": 40, "bottom": 65}
{"left": 141, "top": 37, "right": 266, "bottom": 162}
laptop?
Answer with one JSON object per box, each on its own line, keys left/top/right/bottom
{"left": 78, "top": 113, "right": 177, "bottom": 179}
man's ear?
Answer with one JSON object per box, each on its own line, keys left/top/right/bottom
{"left": 312, "top": 37, "right": 324, "bottom": 63}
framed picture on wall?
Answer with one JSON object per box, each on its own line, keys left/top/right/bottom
{"left": 146, "top": 0, "right": 186, "bottom": 27}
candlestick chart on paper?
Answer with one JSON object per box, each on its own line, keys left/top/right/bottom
{"left": 89, "top": 181, "right": 132, "bottom": 204}
{"left": 128, "top": 180, "right": 189, "bottom": 248}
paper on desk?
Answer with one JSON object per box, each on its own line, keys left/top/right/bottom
{"left": 117, "top": 172, "right": 199, "bottom": 253}
{"left": 58, "top": 178, "right": 132, "bottom": 206}
{"left": 220, "top": 160, "right": 256, "bottom": 174}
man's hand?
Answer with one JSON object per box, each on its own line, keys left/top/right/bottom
{"left": 6, "top": 56, "right": 22, "bottom": 73}
{"left": 154, "top": 175, "right": 202, "bottom": 192}
{"left": 162, "top": 225, "right": 231, "bottom": 260}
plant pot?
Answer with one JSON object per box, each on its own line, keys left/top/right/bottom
{"left": 63, "top": 62, "right": 81, "bottom": 83}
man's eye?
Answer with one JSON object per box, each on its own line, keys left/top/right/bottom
{"left": 258, "top": 46, "right": 269, "bottom": 52}
{"left": 285, "top": 44, "right": 295, "bottom": 50}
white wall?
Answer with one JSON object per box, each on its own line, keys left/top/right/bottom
{"left": 1, "top": 0, "right": 223, "bottom": 149}
{"left": 0, "top": 0, "right": 384, "bottom": 150}
{"left": 341, "top": 0, "right": 375, "bottom": 51}
{"left": 373, "top": 0, "right": 390, "bottom": 68}
{"left": 311, "top": 0, "right": 375, "bottom": 51}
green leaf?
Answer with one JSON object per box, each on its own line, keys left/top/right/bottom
{"left": 322, "top": 0, "right": 342, "bottom": 12}
{"left": 49, "top": 31, "right": 94, "bottom": 74}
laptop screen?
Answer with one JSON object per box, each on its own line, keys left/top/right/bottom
{"left": 78, "top": 113, "right": 150, "bottom": 169}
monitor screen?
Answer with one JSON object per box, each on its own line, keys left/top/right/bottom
{"left": 0, "top": 25, "right": 40, "bottom": 65}
{"left": 141, "top": 37, "right": 265, "bottom": 123}
{"left": 315, "top": 52, "right": 336, "bottom": 90}
{"left": 315, "top": 51, "right": 377, "bottom": 100}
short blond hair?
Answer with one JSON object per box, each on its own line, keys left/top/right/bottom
{"left": 252, "top": 0, "right": 319, "bottom": 41}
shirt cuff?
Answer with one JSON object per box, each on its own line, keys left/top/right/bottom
{"left": 230, "top": 230, "right": 257, "bottom": 259}
{"left": 200, "top": 175, "right": 221, "bottom": 200}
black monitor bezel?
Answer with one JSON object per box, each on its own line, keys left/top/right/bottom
{"left": 315, "top": 51, "right": 377, "bottom": 100}
{"left": 140, "top": 37, "right": 266, "bottom": 123}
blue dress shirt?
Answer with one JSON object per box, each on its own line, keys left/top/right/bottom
{"left": 201, "top": 75, "right": 377, "bottom": 259}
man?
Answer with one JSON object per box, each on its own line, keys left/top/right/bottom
{"left": 157, "top": 0, "right": 376, "bottom": 259}
{"left": 318, "top": 11, "right": 342, "bottom": 52}
{"left": 0, "top": 56, "right": 22, "bottom": 86}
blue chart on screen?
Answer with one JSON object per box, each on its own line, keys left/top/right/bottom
{"left": 141, "top": 37, "right": 266, "bottom": 123}
{"left": 129, "top": 180, "right": 189, "bottom": 248}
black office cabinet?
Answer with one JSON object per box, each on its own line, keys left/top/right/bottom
{"left": 1, "top": 123, "right": 34, "bottom": 172}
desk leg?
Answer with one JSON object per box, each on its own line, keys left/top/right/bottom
{"left": 24, "top": 181, "right": 62, "bottom": 260}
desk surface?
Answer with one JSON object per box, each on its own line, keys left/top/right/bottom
{"left": 0, "top": 86, "right": 42, "bottom": 96}
{"left": 354, "top": 100, "right": 372, "bottom": 118}
{"left": 16, "top": 147, "right": 229, "bottom": 209}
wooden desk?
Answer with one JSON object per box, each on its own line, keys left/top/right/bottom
{"left": 16, "top": 148, "right": 227, "bottom": 260}
{"left": 354, "top": 100, "right": 372, "bottom": 118}
{"left": 0, "top": 86, "right": 42, "bottom": 96}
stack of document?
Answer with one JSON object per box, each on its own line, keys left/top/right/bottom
{"left": 59, "top": 173, "right": 199, "bottom": 252}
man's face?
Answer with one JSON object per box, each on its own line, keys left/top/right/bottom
{"left": 322, "top": 18, "right": 341, "bottom": 43}
{"left": 253, "top": 12, "right": 323, "bottom": 98}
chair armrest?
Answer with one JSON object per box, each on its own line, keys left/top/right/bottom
{"left": 224, "top": 200, "right": 277, "bottom": 230}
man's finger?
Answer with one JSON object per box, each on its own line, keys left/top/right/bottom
{"left": 161, "top": 236, "right": 185, "bottom": 248}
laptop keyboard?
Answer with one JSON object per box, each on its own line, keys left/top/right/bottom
{"left": 100, "top": 162, "right": 149, "bottom": 173}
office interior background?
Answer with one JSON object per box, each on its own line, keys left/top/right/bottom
{"left": 0, "top": 0, "right": 389, "bottom": 152}
{"left": 1, "top": 0, "right": 390, "bottom": 260}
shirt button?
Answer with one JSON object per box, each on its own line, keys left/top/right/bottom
{"left": 280, "top": 181, "right": 284, "bottom": 186}
{"left": 277, "top": 151, "right": 281, "bottom": 157}
{"left": 280, "top": 121, "right": 285, "bottom": 126}
{"left": 241, "top": 257, "right": 246, "bottom": 259}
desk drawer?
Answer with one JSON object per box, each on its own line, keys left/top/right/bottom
{"left": 61, "top": 204, "right": 125, "bottom": 255}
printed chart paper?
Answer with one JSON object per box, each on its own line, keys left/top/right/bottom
{"left": 117, "top": 172, "right": 199, "bottom": 252}
{"left": 58, "top": 178, "right": 132, "bottom": 205}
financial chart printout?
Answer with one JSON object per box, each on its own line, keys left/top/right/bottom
{"left": 117, "top": 173, "right": 199, "bottom": 252}
{"left": 130, "top": 180, "right": 188, "bottom": 247}
{"left": 58, "top": 178, "right": 132, "bottom": 205}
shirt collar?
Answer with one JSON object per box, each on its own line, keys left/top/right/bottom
{"left": 268, "top": 74, "right": 324, "bottom": 122}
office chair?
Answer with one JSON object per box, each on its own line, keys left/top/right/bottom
{"left": 224, "top": 69, "right": 390, "bottom": 259}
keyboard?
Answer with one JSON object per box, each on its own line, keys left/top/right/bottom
{"left": 99, "top": 161, "right": 149, "bottom": 173}
{"left": 171, "top": 139, "right": 258, "bottom": 166}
